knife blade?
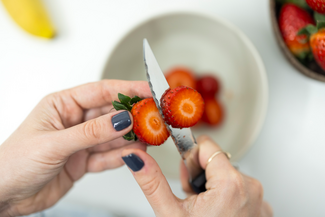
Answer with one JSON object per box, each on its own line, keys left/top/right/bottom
{"left": 143, "top": 38, "right": 206, "bottom": 193}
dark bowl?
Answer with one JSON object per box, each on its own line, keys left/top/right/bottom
{"left": 270, "top": 0, "right": 325, "bottom": 82}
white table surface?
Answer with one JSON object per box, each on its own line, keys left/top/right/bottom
{"left": 1, "top": 0, "right": 325, "bottom": 216}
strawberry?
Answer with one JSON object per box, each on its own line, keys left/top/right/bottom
{"left": 165, "top": 67, "right": 197, "bottom": 89}
{"left": 279, "top": 4, "right": 315, "bottom": 60}
{"left": 113, "top": 94, "right": 169, "bottom": 146}
{"left": 160, "top": 86, "right": 204, "bottom": 128}
{"left": 306, "top": 0, "right": 325, "bottom": 14}
{"left": 298, "top": 21, "right": 325, "bottom": 71}
{"left": 201, "top": 97, "right": 223, "bottom": 126}
{"left": 132, "top": 98, "right": 170, "bottom": 146}
{"left": 196, "top": 75, "right": 220, "bottom": 97}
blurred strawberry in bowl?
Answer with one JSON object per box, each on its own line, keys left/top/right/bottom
{"left": 196, "top": 75, "right": 221, "bottom": 97}
{"left": 165, "top": 67, "right": 197, "bottom": 89}
{"left": 165, "top": 67, "right": 224, "bottom": 127}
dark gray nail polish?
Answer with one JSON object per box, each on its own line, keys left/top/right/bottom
{"left": 112, "top": 111, "right": 131, "bottom": 131}
{"left": 122, "top": 153, "right": 144, "bottom": 172}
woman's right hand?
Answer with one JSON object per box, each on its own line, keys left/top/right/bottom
{"left": 122, "top": 135, "right": 273, "bottom": 217}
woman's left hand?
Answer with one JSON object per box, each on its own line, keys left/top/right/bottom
{"left": 0, "top": 80, "right": 151, "bottom": 217}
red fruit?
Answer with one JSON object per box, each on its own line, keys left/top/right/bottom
{"left": 201, "top": 98, "right": 223, "bottom": 126}
{"left": 196, "top": 75, "right": 220, "bottom": 97}
{"left": 132, "top": 98, "right": 170, "bottom": 146}
{"left": 310, "top": 29, "right": 325, "bottom": 70}
{"left": 160, "top": 86, "right": 204, "bottom": 128}
{"left": 165, "top": 67, "right": 197, "bottom": 89}
{"left": 306, "top": 0, "right": 325, "bottom": 14}
{"left": 279, "top": 4, "right": 315, "bottom": 59}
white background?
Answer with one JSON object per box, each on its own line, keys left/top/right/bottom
{"left": 1, "top": 0, "right": 325, "bottom": 216}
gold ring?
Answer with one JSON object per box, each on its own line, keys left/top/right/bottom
{"left": 207, "top": 151, "right": 231, "bottom": 166}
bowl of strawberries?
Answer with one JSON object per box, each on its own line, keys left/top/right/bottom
{"left": 102, "top": 11, "right": 268, "bottom": 178}
{"left": 271, "top": 0, "right": 325, "bottom": 81}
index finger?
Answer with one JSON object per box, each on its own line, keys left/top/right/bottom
{"left": 67, "top": 80, "right": 151, "bottom": 109}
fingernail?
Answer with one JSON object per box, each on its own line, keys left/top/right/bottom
{"left": 122, "top": 153, "right": 144, "bottom": 172}
{"left": 112, "top": 111, "right": 131, "bottom": 131}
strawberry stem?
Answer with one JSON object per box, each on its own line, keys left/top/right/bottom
{"left": 112, "top": 93, "right": 143, "bottom": 142}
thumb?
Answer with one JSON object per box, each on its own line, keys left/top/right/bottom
{"left": 55, "top": 110, "right": 133, "bottom": 155}
{"left": 122, "top": 149, "right": 181, "bottom": 216}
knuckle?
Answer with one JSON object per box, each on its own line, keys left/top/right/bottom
{"left": 42, "top": 92, "right": 59, "bottom": 104}
{"left": 228, "top": 170, "right": 248, "bottom": 200}
{"left": 83, "top": 119, "right": 103, "bottom": 142}
{"left": 252, "top": 178, "right": 264, "bottom": 199}
{"left": 99, "top": 81, "right": 112, "bottom": 103}
{"left": 230, "top": 170, "right": 245, "bottom": 191}
{"left": 141, "top": 176, "right": 160, "bottom": 197}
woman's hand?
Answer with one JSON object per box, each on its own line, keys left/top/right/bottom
{"left": 0, "top": 80, "right": 151, "bottom": 217}
{"left": 122, "top": 136, "right": 273, "bottom": 217}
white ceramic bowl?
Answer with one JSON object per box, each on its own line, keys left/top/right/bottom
{"left": 102, "top": 11, "right": 268, "bottom": 179}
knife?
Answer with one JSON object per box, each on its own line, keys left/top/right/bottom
{"left": 143, "top": 38, "right": 207, "bottom": 193}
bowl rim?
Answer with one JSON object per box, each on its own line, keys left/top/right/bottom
{"left": 269, "top": 0, "right": 325, "bottom": 82}
{"left": 101, "top": 9, "right": 269, "bottom": 162}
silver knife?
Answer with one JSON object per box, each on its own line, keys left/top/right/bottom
{"left": 143, "top": 38, "right": 206, "bottom": 193}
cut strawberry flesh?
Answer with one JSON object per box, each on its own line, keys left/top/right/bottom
{"left": 165, "top": 67, "right": 197, "bottom": 90}
{"left": 132, "top": 98, "right": 169, "bottom": 146}
{"left": 202, "top": 97, "right": 223, "bottom": 126}
{"left": 161, "top": 86, "right": 204, "bottom": 128}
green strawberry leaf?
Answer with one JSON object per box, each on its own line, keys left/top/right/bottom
{"left": 123, "top": 131, "right": 134, "bottom": 141}
{"left": 118, "top": 93, "right": 131, "bottom": 105}
{"left": 314, "top": 12, "right": 325, "bottom": 22}
{"left": 307, "top": 52, "right": 314, "bottom": 61}
{"left": 317, "top": 20, "right": 325, "bottom": 31}
{"left": 123, "top": 131, "right": 137, "bottom": 141}
{"left": 130, "top": 96, "right": 142, "bottom": 105}
{"left": 276, "top": 0, "right": 310, "bottom": 9}
{"left": 296, "top": 51, "right": 308, "bottom": 60}
{"left": 113, "top": 101, "right": 129, "bottom": 111}
{"left": 297, "top": 24, "right": 318, "bottom": 37}
{"left": 114, "top": 93, "right": 143, "bottom": 142}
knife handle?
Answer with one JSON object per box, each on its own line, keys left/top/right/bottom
{"left": 190, "top": 170, "right": 206, "bottom": 194}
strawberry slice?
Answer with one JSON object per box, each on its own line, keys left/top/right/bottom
{"left": 201, "top": 97, "right": 223, "bottom": 126}
{"left": 165, "top": 67, "right": 197, "bottom": 90}
{"left": 160, "top": 86, "right": 204, "bottom": 128}
{"left": 132, "top": 98, "right": 170, "bottom": 146}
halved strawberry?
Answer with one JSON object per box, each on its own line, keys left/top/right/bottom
{"left": 113, "top": 94, "right": 170, "bottom": 146}
{"left": 165, "top": 67, "right": 197, "bottom": 89}
{"left": 160, "top": 86, "right": 204, "bottom": 128}
{"left": 132, "top": 98, "right": 170, "bottom": 146}
{"left": 201, "top": 97, "right": 223, "bottom": 126}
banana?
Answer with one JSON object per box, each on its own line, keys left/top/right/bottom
{"left": 1, "top": 0, "right": 55, "bottom": 38}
